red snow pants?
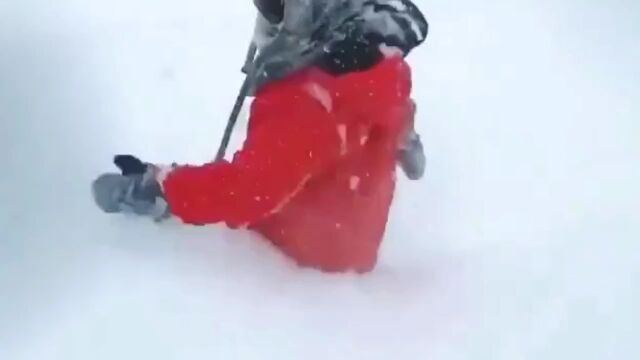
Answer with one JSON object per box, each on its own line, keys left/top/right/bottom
{"left": 162, "top": 56, "right": 414, "bottom": 273}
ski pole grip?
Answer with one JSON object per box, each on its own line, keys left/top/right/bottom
{"left": 241, "top": 43, "right": 258, "bottom": 74}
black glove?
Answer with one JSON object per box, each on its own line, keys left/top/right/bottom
{"left": 254, "top": 0, "right": 285, "bottom": 24}
{"left": 114, "top": 154, "right": 148, "bottom": 176}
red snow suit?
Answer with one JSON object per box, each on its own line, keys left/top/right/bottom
{"left": 162, "top": 56, "right": 414, "bottom": 273}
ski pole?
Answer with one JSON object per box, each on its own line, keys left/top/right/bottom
{"left": 215, "top": 74, "right": 252, "bottom": 161}
{"left": 215, "top": 43, "right": 257, "bottom": 161}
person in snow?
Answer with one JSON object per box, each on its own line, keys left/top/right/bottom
{"left": 92, "top": 0, "right": 428, "bottom": 273}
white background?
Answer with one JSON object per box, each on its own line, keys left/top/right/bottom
{"left": 1, "top": 1, "right": 638, "bottom": 359}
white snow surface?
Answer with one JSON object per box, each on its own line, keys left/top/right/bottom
{"left": 1, "top": 1, "right": 639, "bottom": 359}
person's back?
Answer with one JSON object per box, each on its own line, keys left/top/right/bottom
{"left": 248, "top": 55, "right": 414, "bottom": 272}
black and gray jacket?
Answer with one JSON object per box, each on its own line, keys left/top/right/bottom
{"left": 251, "top": 0, "right": 428, "bottom": 83}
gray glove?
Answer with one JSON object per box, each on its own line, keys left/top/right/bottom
{"left": 249, "top": 31, "right": 321, "bottom": 92}
{"left": 398, "top": 101, "right": 426, "bottom": 180}
{"left": 398, "top": 130, "right": 426, "bottom": 180}
{"left": 91, "top": 155, "right": 170, "bottom": 221}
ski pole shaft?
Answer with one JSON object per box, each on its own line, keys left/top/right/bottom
{"left": 216, "top": 42, "right": 257, "bottom": 160}
{"left": 215, "top": 74, "right": 252, "bottom": 161}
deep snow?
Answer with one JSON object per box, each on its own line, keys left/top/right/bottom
{"left": 1, "top": 1, "right": 638, "bottom": 359}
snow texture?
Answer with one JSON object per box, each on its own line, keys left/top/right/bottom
{"left": 1, "top": 0, "right": 639, "bottom": 359}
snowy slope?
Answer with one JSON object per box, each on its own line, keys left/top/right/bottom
{"left": 1, "top": 0, "right": 638, "bottom": 359}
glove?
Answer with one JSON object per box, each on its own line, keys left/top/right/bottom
{"left": 398, "top": 131, "right": 426, "bottom": 180}
{"left": 249, "top": 31, "right": 320, "bottom": 92}
{"left": 398, "top": 100, "right": 426, "bottom": 180}
{"left": 253, "top": 0, "right": 284, "bottom": 25}
{"left": 92, "top": 155, "right": 170, "bottom": 221}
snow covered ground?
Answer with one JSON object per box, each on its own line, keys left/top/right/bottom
{"left": 1, "top": 0, "right": 638, "bottom": 358}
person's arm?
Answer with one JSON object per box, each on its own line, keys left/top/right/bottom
{"left": 162, "top": 76, "right": 343, "bottom": 227}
